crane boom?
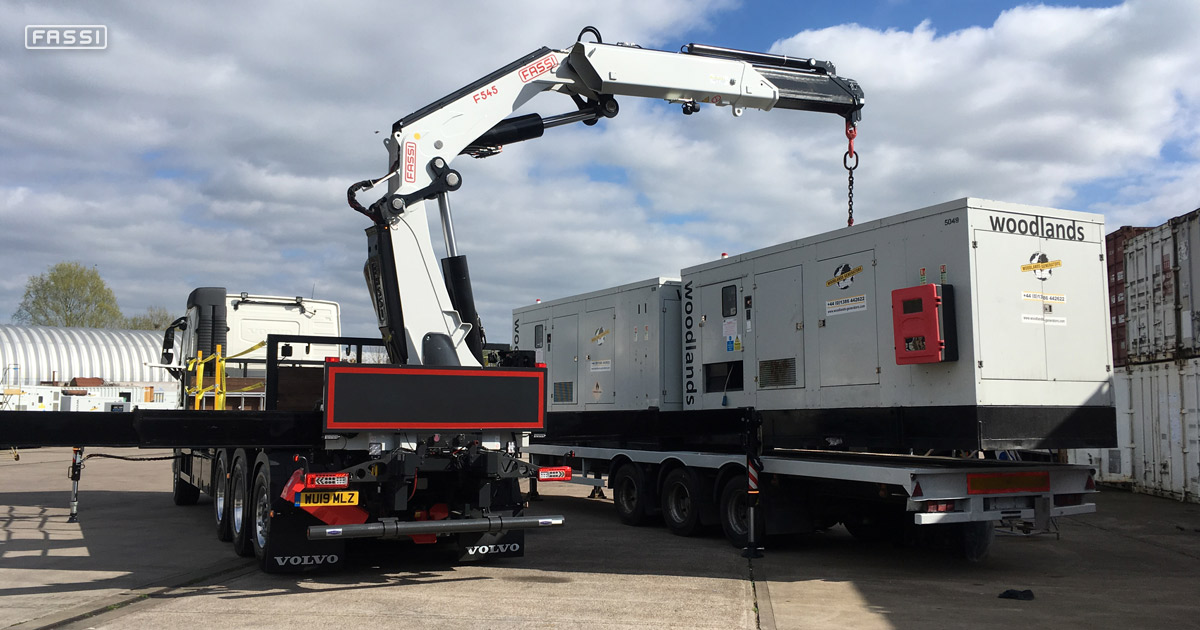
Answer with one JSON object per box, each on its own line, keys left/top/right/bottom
{"left": 349, "top": 28, "right": 864, "bottom": 368}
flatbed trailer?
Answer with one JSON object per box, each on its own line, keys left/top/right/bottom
{"left": 524, "top": 409, "right": 1097, "bottom": 561}
{"left": 1, "top": 334, "right": 565, "bottom": 573}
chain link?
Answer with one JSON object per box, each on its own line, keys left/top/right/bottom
{"left": 843, "top": 121, "right": 859, "bottom": 227}
{"left": 844, "top": 150, "right": 858, "bottom": 227}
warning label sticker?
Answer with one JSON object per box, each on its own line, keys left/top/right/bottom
{"left": 1022, "top": 291, "right": 1066, "bottom": 303}
{"left": 826, "top": 294, "right": 867, "bottom": 316}
{"left": 590, "top": 360, "right": 612, "bottom": 372}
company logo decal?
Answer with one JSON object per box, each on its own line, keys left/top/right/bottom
{"left": 465, "top": 543, "right": 521, "bottom": 555}
{"left": 1022, "top": 252, "right": 1060, "bottom": 280}
{"left": 988, "top": 214, "right": 1085, "bottom": 241}
{"left": 403, "top": 141, "right": 418, "bottom": 183}
{"left": 519, "top": 54, "right": 559, "bottom": 83}
{"left": 273, "top": 554, "right": 339, "bottom": 566}
{"left": 826, "top": 264, "right": 863, "bottom": 289}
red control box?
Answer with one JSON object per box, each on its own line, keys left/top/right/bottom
{"left": 891, "top": 284, "right": 957, "bottom": 365}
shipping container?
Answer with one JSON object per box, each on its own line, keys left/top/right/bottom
{"left": 1106, "top": 225, "right": 1149, "bottom": 367}
{"left": 1170, "top": 209, "right": 1200, "bottom": 357}
{"left": 1124, "top": 224, "right": 1177, "bottom": 363}
{"left": 1073, "top": 360, "right": 1200, "bottom": 503}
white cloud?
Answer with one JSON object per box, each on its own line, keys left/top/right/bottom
{"left": 2, "top": 0, "right": 1199, "bottom": 353}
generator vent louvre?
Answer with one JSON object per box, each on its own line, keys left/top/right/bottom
{"left": 758, "top": 358, "right": 797, "bottom": 388}
{"left": 553, "top": 381, "right": 575, "bottom": 403}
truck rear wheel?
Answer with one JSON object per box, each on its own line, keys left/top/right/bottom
{"left": 229, "top": 451, "right": 254, "bottom": 557}
{"left": 171, "top": 451, "right": 200, "bottom": 506}
{"left": 661, "top": 468, "right": 704, "bottom": 537}
{"left": 718, "top": 475, "right": 762, "bottom": 548}
{"left": 251, "top": 462, "right": 277, "bottom": 570}
{"left": 612, "top": 463, "right": 650, "bottom": 526}
{"left": 213, "top": 452, "right": 232, "bottom": 541}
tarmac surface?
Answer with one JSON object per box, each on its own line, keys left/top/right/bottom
{"left": 2, "top": 447, "right": 1199, "bottom": 629}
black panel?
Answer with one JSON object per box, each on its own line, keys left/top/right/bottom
{"left": 534, "top": 408, "right": 751, "bottom": 452}
{"left": 535, "top": 404, "right": 1116, "bottom": 453}
{"left": 760, "top": 405, "right": 1116, "bottom": 451}
{"left": 326, "top": 365, "right": 544, "bottom": 429}
{"left": 0, "top": 410, "right": 322, "bottom": 449}
{"left": 0, "top": 411, "right": 142, "bottom": 447}
{"left": 136, "top": 410, "right": 323, "bottom": 448}
{"left": 939, "top": 284, "right": 959, "bottom": 362}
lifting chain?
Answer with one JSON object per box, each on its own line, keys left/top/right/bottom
{"left": 844, "top": 120, "right": 858, "bottom": 227}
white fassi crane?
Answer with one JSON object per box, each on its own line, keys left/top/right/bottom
{"left": 348, "top": 26, "right": 864, "bottom": 369}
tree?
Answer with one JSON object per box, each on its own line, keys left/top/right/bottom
{"left": 125, "top": 306, "right": 178, "bottom": 330}
{"left": 12, "top": 262, "right": 125, "bottom": 328}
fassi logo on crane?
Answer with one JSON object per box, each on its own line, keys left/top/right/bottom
{"left": 403, "top": 141, "right": 418, "bottom": 183}
{"left": 519, "top": 54, "right": 559, "bottom": 83}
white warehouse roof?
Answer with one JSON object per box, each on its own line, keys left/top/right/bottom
{"left": 0, "top": 324, "right": 170, "bottom": 386}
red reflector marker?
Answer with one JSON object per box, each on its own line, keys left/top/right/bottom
{"left": 912, "top": 481, "right": 923, "bottom": 498}
{"left": 1085, "top": 473, "right": 1096, "bottom": 490}
{"left": 326, "top": 356, "right": 340, "bottom": 363}
{"left": 966, "top": 471, "right": 1050, "bottom": 495}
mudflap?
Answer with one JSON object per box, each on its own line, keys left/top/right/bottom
{"left": 458, "top": 528, "right": 525, "bottom": 562}
{"left": 262, "top": 509, "right": 346, "bottom": 574}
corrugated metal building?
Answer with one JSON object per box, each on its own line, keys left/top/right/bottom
{"left": 0, "top": 324, "right": 171, "bottom": 386}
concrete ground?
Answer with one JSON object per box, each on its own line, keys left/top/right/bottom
{"left": 2, "top": 447, "right": 1199, "bottom": 630}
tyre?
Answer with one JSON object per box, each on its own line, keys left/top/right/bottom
{"left": 213, "top": 451, "right": 232, "bottom": 541}
{"left": 229, "top": 451, "right": 254, "bottom": 557}
{"left": 661, "top": 468, "right": 704, "bottom": 537}
{"left": 251, "top": 460, "right": 275, "bottom": 568}
{"left": 611, "top": 463, "right": 650, "bottom": 526}
{"left": 719, "top": 475, "right": 763, "bottom": 548}
{"left": 171, "top": 451, "right": 200, "bottom": 506}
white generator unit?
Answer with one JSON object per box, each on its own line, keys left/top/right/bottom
{"left": 514, "top": 278, "right": 683, "bottom": 411}
{"left": 515, "top": 198, "right": 1117, "bottom": 451}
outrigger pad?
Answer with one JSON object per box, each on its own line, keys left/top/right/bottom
{"left": 458, "top": 529, "right": 525, "bottom": 562}
{"left": 324, "top": 364, "right": 545, "bottom": 431}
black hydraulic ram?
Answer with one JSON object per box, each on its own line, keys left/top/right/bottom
{"left": 308, "top": 514, "right": 565, "bottom": 541}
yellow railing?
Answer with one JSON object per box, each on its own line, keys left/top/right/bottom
{"left": 187, "top": 341, "right": 267, "bottom": 410}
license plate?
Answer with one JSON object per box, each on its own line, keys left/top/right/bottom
{"left": 297, "top": 491, "right": 359, "bottom": 506}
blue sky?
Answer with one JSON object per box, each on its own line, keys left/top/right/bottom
{"left": 2, "top": 1, "right": 1197, "bottom": 341}
{"left": 698, "top": 1, "right": 1121, "bottom": 45}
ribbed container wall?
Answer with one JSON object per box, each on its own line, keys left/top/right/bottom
{"left": 1124, "top": 224, "right": 1177, "bottom": 363}
{"left": 0, "top": 325, "right": 170, "bottom": 386}
{"left": 1172, "top": 210, "right": 1200, "bottom": 355}
{"left": 1072, "top": 360, "right": 1200, "bottom": 503}
{"left": 1106, "top": 226, "right": 1149, "bottom": 367}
